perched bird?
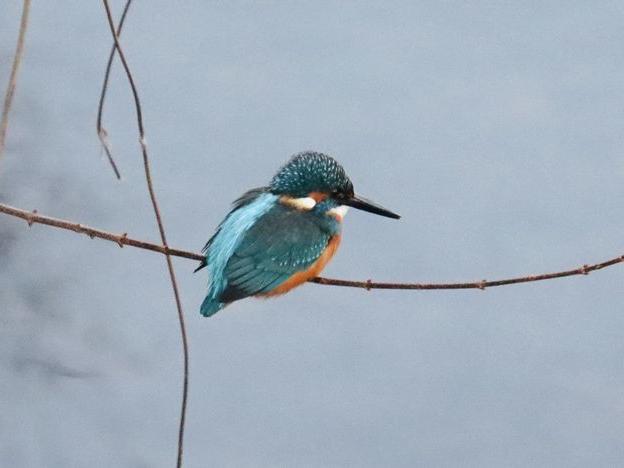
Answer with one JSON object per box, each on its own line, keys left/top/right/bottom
{"left": 196, "top": 151, "right": 400, "bottom": 317}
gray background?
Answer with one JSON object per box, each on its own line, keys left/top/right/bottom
{"left": 1, "top": 1, "right": 624, "bottom": 467}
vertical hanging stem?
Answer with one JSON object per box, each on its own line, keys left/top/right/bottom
{"left": 0, "top": 0, "right": 32, "bottom": 161}
{"left": 100, "top": 2, "right": 189, "bottom": 467}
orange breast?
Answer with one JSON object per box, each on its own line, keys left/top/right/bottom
{"left": 259, "top": 234, "right": 341, "bottom": 297}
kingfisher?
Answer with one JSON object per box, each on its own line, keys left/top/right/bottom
{"left": 196, "top": 151, "right": 400, "bottom": 317}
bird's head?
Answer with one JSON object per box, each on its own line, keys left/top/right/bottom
{"left": 269, "top": 152, "right": 400, "bottom": 220}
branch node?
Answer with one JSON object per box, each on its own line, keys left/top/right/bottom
{"left": 478, "top": 280, "right": 487, "bottom": 290}
{"left": 139, "top": 136, "right": 147, "bottom": 149}
{"left": 581, "top": 264, "right": 589, "bottom": 275}
{"left": 117, "top": 232, "right": 128, "bottom": 248}
{"left": 365, "top": 279, "right": 372, "bottom": 291}
{"left": 26, "top": 209, "right": 37, "bottom": 227}
{"left": 26, "top": 210, "right": 37, "bottom": 227}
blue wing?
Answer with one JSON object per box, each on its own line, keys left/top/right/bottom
{"left": 219, "top": 204, "right": 333, "bottom": 303}
{"left": 195, "top": 187, "right": 268, "bottom": 272}
{"left": 200, "top": 189, "right": 277, "bottom": 316}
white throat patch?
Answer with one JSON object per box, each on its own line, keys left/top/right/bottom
{"left": 328, "top": 205, "right": 349, "bottom": 219}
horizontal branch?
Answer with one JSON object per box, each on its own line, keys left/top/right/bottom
{"left": 1, "top": 201, "right": 622, "bottom": 290}
{"left": 0, "top": 202, "right": 203, "bottom": 261}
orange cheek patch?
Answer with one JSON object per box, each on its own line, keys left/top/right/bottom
{"left": 258, "top": 235, "right": 342, "bottom": 297}
{"left": 308, "top": 191, "right": 328, "bottom": 202}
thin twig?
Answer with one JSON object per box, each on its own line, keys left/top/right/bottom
{"left": 96, "top": 0, "right": 132, "bottom": 180}
{"left": 0, "top": 0, "right": 31, "bottom": 161}
{"left": 2, "top": 201, "right": 622, "bottom": 291}
{"left": 101, "top": 2, "right": 188, "bottom": 467}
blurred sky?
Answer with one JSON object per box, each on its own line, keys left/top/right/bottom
{"left": 1, "top": 1, "right": 624, "bottom": 467}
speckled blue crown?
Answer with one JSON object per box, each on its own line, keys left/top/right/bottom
{"left": 270, "top": 152, "right": 353, "bottom": 197}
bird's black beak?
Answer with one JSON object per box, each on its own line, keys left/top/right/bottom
{"left": 344, "top": 194, "right": 401, "bottom": 219}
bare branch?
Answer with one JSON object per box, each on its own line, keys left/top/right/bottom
{"left": 0, "top": 202, "right": 202, "bottom": 260}
{"left": 2, "top": 202, "right": 622, "bottom": 291}
{"left": 101, "top": 2, "right": 188, "bottom": 467}
{"left": 309, "top": 258, "right": 624, "bottom": 289}
{"left": 0, "top": 0, "right": 31, "bottom": 161}
{"left": 96, "top": 0, "right": 133, "bottom": 180}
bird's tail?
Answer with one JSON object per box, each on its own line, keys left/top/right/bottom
{"left": 194, "top": 258, "right": 207, "bottom": 273}
{"left": 200, "top": 295, "right": 227, "bottom": 317}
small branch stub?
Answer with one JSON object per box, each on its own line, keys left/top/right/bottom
{"left": 26, "top": 209, "right": 37, "bottom": 227}
{"left": 117, "top": 232, "right": 128, "bottom": 248}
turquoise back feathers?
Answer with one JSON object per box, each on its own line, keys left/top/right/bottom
{"left": 200, "top": 190, "right": 277, "bottom": 316}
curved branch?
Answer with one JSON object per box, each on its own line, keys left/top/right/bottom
{"left": 96, "top": 0, "right": 133, "bottom": 180}
{"left": 0, "top": 0, "right": 31, "bottom": 161}
{"left": 101, "top": 2, "right": 188, "bottom": 467}
{"left": 2, "top": 202, "right": 622, "bottom": 291}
